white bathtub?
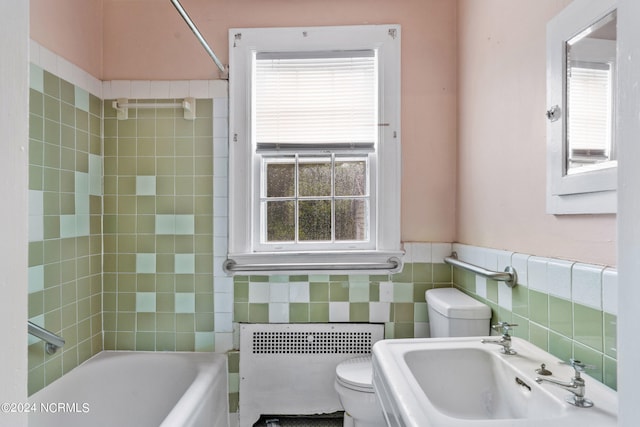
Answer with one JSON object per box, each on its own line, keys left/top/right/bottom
{"left": 29, "top": 351, "right": 229, "bottom": 427}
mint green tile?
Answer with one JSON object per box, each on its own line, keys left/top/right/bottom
{"left": 195, "top": 332, "right": 215, "bottom": 351}
{"left": 136, "top": 176, "right": 156, "bottom": 195}
{"left": 414, "top": 302, "right": 428, "bottom": 322}
{"left": 349, "top": 302, "right": 369, "bottom": 322}
{"left": 511, "top": 312, "right": 529, "bottom": 341}
{"left": 529, "top": 290, "right": 548, "bottom": 327}
{"left": 175, "top": 254, "right": 195, "bottom": 274}
{"left": 30, "top": 64, "right": 44, "bottom": 92}
{"left": 549, "top": 331, "right": 573, "bottom": 363}
{"left": 175, "top": 292, "right": 195, "bottom": 313}
{"left": 604, "top": 356, "right": 617, "bottom": 390}
{"left": 529, "top": 323, "right": 549, "bottom": 351}
{"left": 511, "top": 284, "right": 528, "bottom": 317}
{"left": 549, "top": 296, "right": 573, "bottom": 337}
{"left": 136, "top": 292, "right": 156, "bottom": 312}
{"left": 393, "top": 282, "right": 414, "bottom": 302}
{"left": 176, "top": 215, "right": 195, "bottom": 234}
{"left": 573, "top": 342, "right": 603, "bottom": 382}
{"left": 574, "top": 303, "right": 603, "bottom": 352}
{"left": 604, "top": 313, "right": 617, "bottom": 358}
{"left": 348, "top": 282, "right": 369, "bottom": 302}
{"left": 136, "top": 253, "right": 156, "bottom": 273}
{"left": 74, "top": 87, "right": 90, "bottom": 112}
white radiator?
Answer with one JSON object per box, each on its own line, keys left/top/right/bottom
{"left": 239, "top": 323, "right": 384, "bottom": 427}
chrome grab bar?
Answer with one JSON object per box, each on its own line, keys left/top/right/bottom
{"left": 223, "top": 257, "right": 402, "bottom": 274}
{"left": 444, "top": 252, "right": 518, "bottom": 288}
{"left": 28, "top": 321, "right": 65, "bottom": 355}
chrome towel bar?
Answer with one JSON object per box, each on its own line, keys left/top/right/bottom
{"left": 28, "top": 321, "right": 65, "bottom": 354}
{"left": 444, "top": 252, "right": 518, "bottom": 288}
{"left": 223, "top": 257, "right": 402, "bottom": 274}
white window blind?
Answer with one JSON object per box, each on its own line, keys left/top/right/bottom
{"left": 567, "top": 63, "right": 612, "bottom": 156}
{"left": 254, "top": 50, "right": 377, "bottom": 148}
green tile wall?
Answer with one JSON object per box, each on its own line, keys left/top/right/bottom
{"left": 102, "top": 99, "right": 215, "bottom": 352}
{"left": 28, "top": 66, "right": 103, "bottom": 395}
{"left": 452, "top": 267, "right": 617, "bottom": 390}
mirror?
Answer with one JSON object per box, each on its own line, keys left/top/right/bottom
{"left": 565, "top": 11, "right": 617, "bottom": 175}
{"left": 546, "top": 0, "right": 617, "bottom": 214}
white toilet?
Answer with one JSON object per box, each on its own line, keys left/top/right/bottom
{"left": 334, "top": 288, "right": 491, "bottom": 427}
{"left": 334, "top": 355, "right": 386, "bottom": 427}
{"left": 426, "top": 287, "right": 491, "bottom": 337}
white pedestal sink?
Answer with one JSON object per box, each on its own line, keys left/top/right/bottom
{"left": 372, "top": 337, "right": 617, "bottom": 427}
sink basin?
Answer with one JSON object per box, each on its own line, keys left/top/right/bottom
{"left": 372, "top": 337, "right": 617, "bottom": 427}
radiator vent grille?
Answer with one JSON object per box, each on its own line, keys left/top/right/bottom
{"left": 252, "top": 331, "right": 373, "bottom": 354}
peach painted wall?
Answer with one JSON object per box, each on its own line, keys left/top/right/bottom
{"left": 457, "top": 0, "right": 616, "bottom": 266}
{"left": 30, "top": 0, "right": 459, "bottom": 244}
{"left": 30, "top": 0, "right": 103, "bottom": 78}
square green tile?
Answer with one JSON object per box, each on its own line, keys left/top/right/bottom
{"left": 573, "top": 303, "right": 603, "bottom": 352}
{"left": 349, "top": 302, "right": 369, "bottom": 322}
{"left": 528, "top": 290, "right": 548, "bottom": 327}
{"left": 529, "top": 322, "right": 549, "bottom": 351}
{"left": 549, "top": 296, "right": 573, "bottom": 337}
{"left": 329, "top": 282, "right": 349, "bottom": 302}
{"left": 549, "top": 331, "right": 573, "bottom": 363}
{"left": 248, "top": 303, "right": 269, "bottom": 322}
{"left": 290, "top": 303, "right": 310, "bottom": 322}
{"left": 310, "top": 302, "right": 329, "bottom": 322}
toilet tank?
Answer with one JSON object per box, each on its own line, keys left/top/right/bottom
{"left": 426, "top": 288, "right": 491, "bottom": 337}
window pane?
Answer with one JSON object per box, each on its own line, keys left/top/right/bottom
{"left": 299, "top": 160, "right": 331, "bottom": 197}
{"left": 299, "top": 200, "right": 331, "bottom": 241}
{"left": 267, "top": 201, "right": 295, "bottom": 241}
{"left": 335, "top": 160, "right": 366, "bottom": 196}
{"left": 335, "top": 199, "right": 367, "bottom": 241}
{"left": 266, "top": 162, "right": 295, "bottom": 197}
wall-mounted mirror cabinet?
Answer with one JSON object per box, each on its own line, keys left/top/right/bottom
{"left": 547, "top": 0, "right": 617, "bottom": 214}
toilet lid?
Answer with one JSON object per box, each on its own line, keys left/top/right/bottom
{"left": 336, "top": 356, "right": 374, "bottom": 392}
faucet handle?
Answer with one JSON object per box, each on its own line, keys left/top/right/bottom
{"left": 564, "top": 359, "right": 596, "bottom": 377}
{"left": 491, "top": 322, "right": 518, "bottom": 336}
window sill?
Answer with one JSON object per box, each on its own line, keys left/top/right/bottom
{"left": 223, "top": 250, "right": 404, "bottom": 276}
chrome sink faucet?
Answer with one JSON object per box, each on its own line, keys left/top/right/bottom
{"left": 481, "top": 322, "right": 518, "bottom": 355}
{"left": 535, "top": 359, "right": 594, "bottom": 408}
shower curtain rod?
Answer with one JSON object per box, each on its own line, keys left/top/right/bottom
{"left": 170, "top": 0, "right": 227, "bottom": 76}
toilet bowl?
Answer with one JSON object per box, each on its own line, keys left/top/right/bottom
{"left": 334, "top": 356, "right": 387, "bottom": 427}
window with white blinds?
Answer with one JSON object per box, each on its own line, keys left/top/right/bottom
{"left": 567, "top": 62, "right": 613, "bottom": 168}
{"left": 254, "top": 51, "right": 377, "bottom": 151}
{"left": 228, "top": 25, "right": 402, "bottom": 271}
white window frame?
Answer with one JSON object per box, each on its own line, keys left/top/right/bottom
{"left": 227, "top": 25, "right": 402, "bottom": 273}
